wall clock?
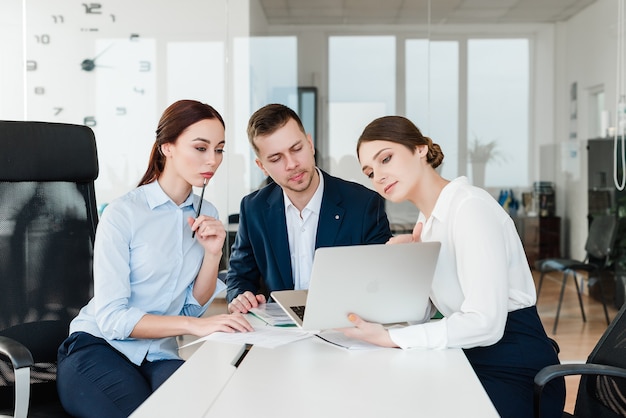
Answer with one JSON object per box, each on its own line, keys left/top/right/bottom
{"left": 24, "top": 0, "right": 157, "bottom": 203}
{"left": 24, "top": 2, "right": 157, "bottom": 125}
{"left": 21, "top": 0, "right": 245, "bottom": 218}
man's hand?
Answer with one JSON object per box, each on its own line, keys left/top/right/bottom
{"left": 228, "top": 291, "right": 267, "bottom": 313}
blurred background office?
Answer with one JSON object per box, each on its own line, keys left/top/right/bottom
{"left": 0, "top": 0, "right": 622, "bottom": 276}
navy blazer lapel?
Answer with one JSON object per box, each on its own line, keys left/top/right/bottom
{"left": 263, "top": 187, "right": 293, "bottom": 289}
{"left": 316, "top": 172, "right": 345, "bottom": 248}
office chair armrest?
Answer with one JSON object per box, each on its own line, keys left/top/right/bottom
{"left": 0, "top": 336, "right": 34, "bottom": 369}
{"left": 534, "top": 363, "right": 626, "bottom": 418}
{"left": 0, "top": 336, "right": 34, "bottom": 418}
{"left": 535, "top": 363, "right": 626, "bottom": 387}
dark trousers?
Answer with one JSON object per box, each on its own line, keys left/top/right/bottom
{"left": 57, "top": 332, "right": 184, "bottom": 418}
{"left": 464, "top": 306, "right": 566, "bottom": 418}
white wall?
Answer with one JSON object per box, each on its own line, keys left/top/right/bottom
{"left": 0, "top": 0, "right": 25, "bottom": 120}
{"left": 557, "top": 0, "right": 618, "bottom": 259}
{"left": 249, "top": 0, "right": 268, "bottom": 33}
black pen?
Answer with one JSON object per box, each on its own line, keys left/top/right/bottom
{"left": 231, "top": 343, "right": 253, "bottom": 368}
{"left": 191, "top": 177, "right": 208, "bottom": 238}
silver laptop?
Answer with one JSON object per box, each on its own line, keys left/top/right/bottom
{"left": 271, "top": 241, "right": 440, "bottom": 330}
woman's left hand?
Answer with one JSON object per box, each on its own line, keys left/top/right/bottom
{"left": 188, "top": 215, "right": 226, "bottom": 254}
{"left": 337, "top": 313, "right": 399, "bottom": 348}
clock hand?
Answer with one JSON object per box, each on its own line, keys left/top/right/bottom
{"left": 81, "top": 43, "right": 115, "bottom": 72}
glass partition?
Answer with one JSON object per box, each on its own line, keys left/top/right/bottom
{"left": 21, "top": 1, "right": 266, "bottom": 270}
{"left": 18, "top": 0, "right": 545, "bottom": 261}
{"left": 22, "top": 0, "right": 251, "bottom": 240}
{"left": 406, "top": 39, "right": 459, "bottom": 181}
{"left": 327, "top": 35, "right": 396, "bottom": 187}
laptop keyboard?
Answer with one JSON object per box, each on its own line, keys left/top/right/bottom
{"left": 291, "top": 305, "right": 306, "bottom": 320}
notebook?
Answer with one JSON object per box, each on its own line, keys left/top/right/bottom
{"left": 271, "top": 241, "right": 441, "bottom": 330}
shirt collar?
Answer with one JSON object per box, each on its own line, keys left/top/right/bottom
{"left": 428, "top": 176, "right": 468, "bottom": 223}
{"left": 283, "top": 167, "right": 324, "bottom": 215}
{"left": 144, "top": 180, "right": 194, "bottom": 210}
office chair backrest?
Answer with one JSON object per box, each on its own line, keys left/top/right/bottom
{"left": 573, "top": 303, "right": 626, "bottom": 417}
{"left": 585, "top": 214, "right": 618, "bottom": 261}
{"left": 0, "top": 120, "right": 99, "bottom": 411}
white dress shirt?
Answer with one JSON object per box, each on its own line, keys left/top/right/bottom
{"left": 69, "top": 181, "right": 225, "bottom": 365}
{"left": 389, "top": 176, "right": 536, "bottom": 350}
{"left": 284, "top": 168, "right": 324, "bottom": 290}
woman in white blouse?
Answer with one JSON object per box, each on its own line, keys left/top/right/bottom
{"left": 343, "top": 115, "right": 565, "bottom": 418}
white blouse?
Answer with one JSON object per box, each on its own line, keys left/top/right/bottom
{"left": 388, "top": 177, "right": 536, "bottom": 349}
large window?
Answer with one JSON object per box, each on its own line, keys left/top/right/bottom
{"left": 407, "top": 37, "right": 529, "bottom": 188}
{"left": 327, "top": 35, "right": 530, "bottom": 222}
{"left": 235, "top": 36, "right": 298, "bottom": 191}
{"left": 406, "top": 39, "right": 459, "bottom": 180}
{"left": 328, "top": 36, "right": 395, "bottom": 186}
{"left": 467, "top": 39, "right": 529, "bottom": 187}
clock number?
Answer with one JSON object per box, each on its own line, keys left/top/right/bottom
{"left": 34, "top": 87, "right": 45, "bottom": 95}
{"left": 84, "top": 116, "right": 97, "bottom": 127}
{"left": 52, "top": 15, "right": 64, "bottom": 24}
{"left": 35, "top": 34, "right": 51, "bottom": 44}
{"left": 54, "top": 107, "right": 63, "bottom": 116}
{"left": 133, "top": 87, "right": 145, "bottom": 95}
{"left": 26, "top": 60, "right": 37, "bottom": 71}
{"left": 130, "top": 34, "right": 140, "bottom": 41}
{"left": 139, "top": 61, "right": 151, "bottom": 72}
{"left": 82, "top": 3, "right": 102, "bottom": 14}
{"left": 116, "top": 107, "right": 127, "bottom": 116}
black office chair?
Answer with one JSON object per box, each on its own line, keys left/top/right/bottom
{"left": 533, "top": 302, "right": 626, "bottom": 418}
{"left": 0, "top": 121, "right": 99, "bottom": 417}
{"left": 536, "top": 214, "right": 617, "bottom": 334}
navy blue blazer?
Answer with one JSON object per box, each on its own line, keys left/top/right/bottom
{"left": 225, "top": 170, "right": 392, "bottom": 302}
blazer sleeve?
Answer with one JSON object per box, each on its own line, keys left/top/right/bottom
{"left": 224, "top": 198, "right": 262, "bottom": 302}
{"left": 362, "top": 192, "right": 393, "bottom": 244}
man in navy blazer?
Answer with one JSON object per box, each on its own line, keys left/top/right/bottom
{"left": 226, "top": 104, "right": 391, "bottom": 313}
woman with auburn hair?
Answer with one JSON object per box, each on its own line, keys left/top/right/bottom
{"left": 57, "top": 100, "right": 252, "bottom": 417}
{"left": 343, "top": 115, "right": 565, "bottom": 418}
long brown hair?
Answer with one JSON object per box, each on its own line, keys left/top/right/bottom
{"left": 357, "top": 116, "right": 444, "bottom": 169}
{"left": 137, "top": 100, "right": 225, "bottom": 186}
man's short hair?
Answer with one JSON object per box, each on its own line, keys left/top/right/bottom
{"left": 247, "top": 104, "right": 306, "bottom": 154}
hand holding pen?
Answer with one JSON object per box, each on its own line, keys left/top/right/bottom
{"left": 188, "top": 178, "right": 225, "bottom": 254}
{"left": 191, "top": 177, "right": 208, "bottom": 238}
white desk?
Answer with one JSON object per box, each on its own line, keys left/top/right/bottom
{"left": 132, "top": 326, "right": 499, "bottom": 417}
{"left": 130, "top": 340, "right": 241, "bottom": 417}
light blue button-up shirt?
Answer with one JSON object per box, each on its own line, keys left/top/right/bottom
{"left": 70, "top": 181, "right": 225, "bottom": 365}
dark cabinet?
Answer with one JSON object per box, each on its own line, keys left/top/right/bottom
{"left": 587, "top": 138, "right": 626, "bottom": 308}
{"left": 513, "top": 216, "right": 561, "bottom": 267}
